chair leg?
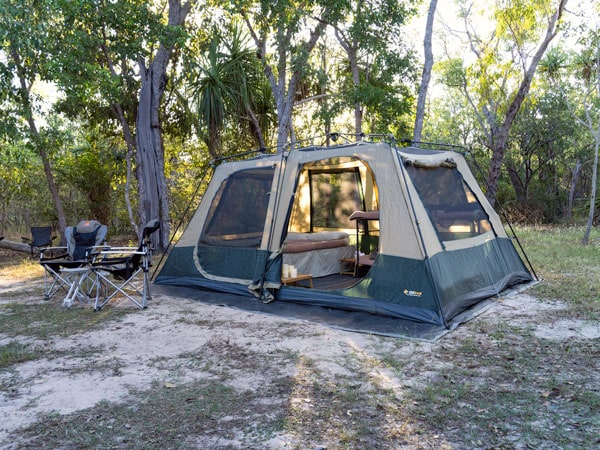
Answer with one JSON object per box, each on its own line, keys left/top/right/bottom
{"left": 42, "top": 266, "right": 69, "bottom": 300}
{"left": 93, "top": 268, "right": 147, "bottom": 310}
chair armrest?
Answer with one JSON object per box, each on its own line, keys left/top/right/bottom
{"left": 39, "top": 246, "right": 68, "bottom": 261}
{"left": 88, "top": 246, "right": 145, "bottom": 264}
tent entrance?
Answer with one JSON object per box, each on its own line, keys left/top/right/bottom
{"left": 282, "top": 156, "right": 380, "bottom": 290}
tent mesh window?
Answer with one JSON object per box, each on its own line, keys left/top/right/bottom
{"left": 308, "top": 168, "right": 364, "bottom": 231}
{"left": 200, "top": 167, "right": 275, "bottom": 247}
{"left": 406, "top": 165, "right": 492, "bottom": 241}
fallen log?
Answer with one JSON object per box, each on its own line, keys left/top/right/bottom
{"left": 0, "top": 239, "right": 36, "bottom": 255}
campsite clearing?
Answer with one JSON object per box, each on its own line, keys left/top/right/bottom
{"left": 0, "top": 230, "right": 598, "bottom": 449}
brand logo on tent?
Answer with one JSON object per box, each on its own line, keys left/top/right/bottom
{"left": 403, "top": 289, "right": 423, "bottom": 298}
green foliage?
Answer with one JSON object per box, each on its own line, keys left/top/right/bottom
{"left": 187, "top": 22, "right": 274, "bottom": 157}
{"left": 329, "top": 0, "right": 417, "bottom": 135}
{"left": 49, "top": 0, "right": 163, "bottom": 125}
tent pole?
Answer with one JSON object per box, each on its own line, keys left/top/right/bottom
{"left": 257, "top": 150, "right": 289, "bottom": 302}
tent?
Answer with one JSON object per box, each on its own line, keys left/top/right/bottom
{"left": 155, "top": 138, "right": 534, "bottom": 328}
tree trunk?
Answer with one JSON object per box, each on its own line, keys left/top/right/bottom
{"left": 111, "top": 102, "right": 140, "bottom": 238}
{"left": 247, "top": 108, "right": 267, "bottom": 149}
{"left": 104, "top": 32, "right": 141, "bottom": 238}
{"left": 581, "top": 30, "right": 600, "bottom": 245}
{"left": 506, "top": 162, "right": 527, "bottom": 204}
{"left": 11, "top": 49, "right": 68, "bottom": 243}
{"left": 413, "top": 0, "right": 438, "bottom": 144}
{"left": 582, "top": 134, "right": 599, "bottom": 245}
{"left": 349, "top": 46, "right": 363, "bottom": 138}
{"left": 484, "top": 0, "right": 566, "bottom": 206}
{"left": 135, "top": 0, "right": 191, "bottom": 251}
{"left": 566, "top": 159, "right": 582, "bottom": 220}
{"left": 243, "top": 9, "right": 326, "bottom": 149}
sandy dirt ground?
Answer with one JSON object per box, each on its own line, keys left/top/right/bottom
{"left": 0, "top": 272, "right": 598, "bottom": 448}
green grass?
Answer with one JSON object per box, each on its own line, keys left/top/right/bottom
{"left": 515, "top": 226, "right": 600, "bottom": 318}
{"left": 18, "top": 379, "right": 290, "bottom": 449}
{"left": 0, "top": 303, "right": 132, "bottom": 340}
{"left": 0, "top": 341, "right": 45, "bottom": 369}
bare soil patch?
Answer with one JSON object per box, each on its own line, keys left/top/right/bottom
{"left": 1, "top": 264, "right": 598, "bottom": 449}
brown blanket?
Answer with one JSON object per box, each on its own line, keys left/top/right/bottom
{"left": 283, "top": 237, "right": 349, "bottom": 253}
{"left": 283, "top": 231, "right": 350, "bottom": 253}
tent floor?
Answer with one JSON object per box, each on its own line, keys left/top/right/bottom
{"left": 155, "top": 284, "right": 503, "bottom": 341}
{"left": 153, "top": 280, "right": 536, "bottom": 341}
{"left": 311, "top": 273, "right": 363, "bottom": 290}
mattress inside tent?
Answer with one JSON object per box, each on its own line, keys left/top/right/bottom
{"left": 282, "top": 231, "right": 355, "bottom": 278}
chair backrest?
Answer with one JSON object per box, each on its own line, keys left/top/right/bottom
{"left": 29, "top": 226, "right": 54, "bottom": 247}
{"left": 123, "top": 219, "right": 161, "bottom": 268}
{"left": 66, "top": 220, "right": 108, "bottom": 260}
{"left": 142, "top": 219, "right": 160, "bottom": 243}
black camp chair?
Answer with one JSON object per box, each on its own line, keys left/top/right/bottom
{"left": 39, "top": 220, "right": 108, "bottom": 301}
{"left": 22, "top": 226, "right": 56, "bottom": 255}
{"left": 89, "top": 219, "right": 160, "bottom": 311}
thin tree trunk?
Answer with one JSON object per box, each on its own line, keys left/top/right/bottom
{"left": 246, "top": 108, "right": 267, "bottom": 149}
{"left": 581, "top": 29, "right": 600, "bottom": 245}
{"left": 582, "top": 136, "right": 599, "bottom": 245}
{"left": 349, "top": 46, "right": 362, "bottom": 137}
{"left": 566, "top": 160, "right": 582, "bottom": 220}
{"left": 484, "top": 0, "right": 567, "bottom": 206}
{"left": 11, "top": 49, "right": 68, "bottom": 243}
{"left": 102, "top": 36, "right": 140, "bottom": 238}
{"left": 110, "top": 103, "right": 139, "bottom": 238}
{"left": 414, "top": 0, "right": 438, "bottom": 144}
{"left": 506, "top": 162, "right": 527, "bottom": 204}
{"left": 243, "top": 11, "right": 326, "bottom": 149}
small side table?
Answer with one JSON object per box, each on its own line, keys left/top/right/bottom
{"left": 340, "top": 257, "right": 356, "bottom": 276}
{"left": 61, "top": 267, "right": 92, "bottom": 307}
{"left": 281, "top": 273, "right": 313, "bottom": 288}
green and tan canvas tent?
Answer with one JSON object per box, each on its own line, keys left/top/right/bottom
{"left": 155, "top": 138, "right": 534, "bottom": 328}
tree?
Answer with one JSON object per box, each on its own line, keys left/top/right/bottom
{"left": 504, "top": 91, "right": 583, "bottom": 221}
{"left": 238, "top": 0, "right": 342, "bottom": 148}
{"left": 328, "top": 0, "right": 415, "bottom": 138}
{"left": 441, "top": 0, "right": 568, "bottom": 206}
{"left": 414, "top": 0, "right": 438, "bottom": 143}
{"left": 46, "top": 0, "right": 162, "bottom": 237}
{"left": 0, "top": 0, "right": 68, "bottom": 239}
{"left": 50, "top": 0, "right": 191, "bottom": 249}
{"left": 136, "top": 0, "right": 192, "bottom": 251}
{"left": 188, "top": 23, "right": 272, "bottom": 158}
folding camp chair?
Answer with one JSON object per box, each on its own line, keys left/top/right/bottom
{"left": 39, "top": 220, "right": 108, "bottom": 302}
{"left": 90, "top": 219, "right": 160, "bottom": 310}
{"left": 22, "top": 226, "right": 56, "bottom": 255}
